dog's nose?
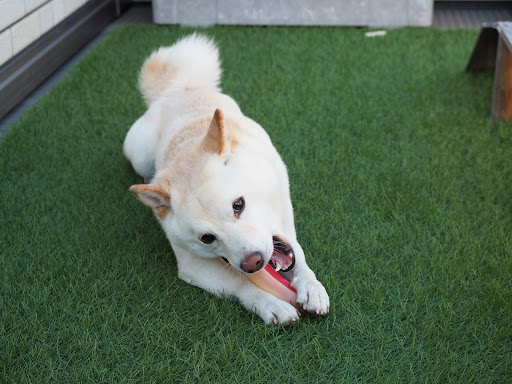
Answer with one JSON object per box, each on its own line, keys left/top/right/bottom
{"left": 241, "top": 252, "right": 263, "bottom": 273}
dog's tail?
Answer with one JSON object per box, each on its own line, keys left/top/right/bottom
{"left": 138, "top": 33, "right": 221, "bottom": 106}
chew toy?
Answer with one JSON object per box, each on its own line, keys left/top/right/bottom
{"left": 220, "top": 257, "right": 299, "bottom": 309}
{"left": 246, "top": 264, "right": 299, "bottom": 309}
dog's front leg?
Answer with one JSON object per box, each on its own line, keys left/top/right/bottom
{"left": 278, "top": 188, "right": 330, "bottom": 315}
{"left": 172, "top": 245, "right": 300, "bottom": 326}
{"left": 284, "top": 241, "right": 330, "bottom": 316}
{"left": 274, "top": 160, "right": 329, "bottom": 316}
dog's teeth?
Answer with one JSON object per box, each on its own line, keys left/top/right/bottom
{"left": 274, "top": 262, "right": 282, "bottom": 272}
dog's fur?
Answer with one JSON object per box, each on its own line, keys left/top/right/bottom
{"left": 124, "top": 34, "right": 329, "bottom": 325}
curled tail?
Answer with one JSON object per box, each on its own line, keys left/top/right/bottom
{"left": 139, "top": 33, "right": 221, "bottom": 106}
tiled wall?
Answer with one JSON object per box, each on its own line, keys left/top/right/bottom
{"left": 0, "top": 0, "right": 89, "bottom": 66}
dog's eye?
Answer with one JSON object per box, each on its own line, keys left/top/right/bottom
{"left": 200, "top": 234, "right": 216, "bottom": 244}
{"left": 232, "top": 197, "right": 245, "bottom": 217}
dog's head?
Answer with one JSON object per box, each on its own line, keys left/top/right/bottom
{"left": 129, "top": 109, "right": 295, "bottom": 274}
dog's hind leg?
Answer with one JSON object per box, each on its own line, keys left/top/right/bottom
{"left": 123, "top": 107, "right": 160, "bottom": 179}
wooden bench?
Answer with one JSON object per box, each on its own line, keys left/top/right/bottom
{"left": 466, "top": 22, "right": 512, "bottom": 121}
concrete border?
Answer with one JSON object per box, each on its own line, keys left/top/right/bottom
{"left": 152, "top": 0, "right": 434, "bottom": 27}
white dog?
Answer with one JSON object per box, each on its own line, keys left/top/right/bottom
{"left": 124, "top": 34, "right": 329, "bottom": 325}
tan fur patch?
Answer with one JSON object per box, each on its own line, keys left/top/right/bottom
{"left": 139, "top": 57, "right": 168, "bottom": 104}
{"left": 161, "top": 112, "right": 244, "bottom": 182}
{"left": 231, "top": 137, "right": 240, "bottom": 148}
{"left": 163, "top": 117, "right": 211, "bottom": 168}
{"left": 154, "top": 206, "right": 170, "bottom": 220}
{"left": 143, "top": 57, "right": 167, "bottom": 79}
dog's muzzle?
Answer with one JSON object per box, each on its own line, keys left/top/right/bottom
{"left": 222, "top": 236, "right": 295, "bottom": 274}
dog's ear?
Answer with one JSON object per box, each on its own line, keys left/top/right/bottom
{"left": 202, "top": 108, "right": 230, "bottom": 155}
{"left": 129, "top": 184, "right": 170, "bottom": 219}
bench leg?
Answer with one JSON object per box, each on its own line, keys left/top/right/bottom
{"left": 492, "top": 36, "right": 512, "bottom": 120}
{"left": 465, "top": 25, "right": 498, "bottom": 71}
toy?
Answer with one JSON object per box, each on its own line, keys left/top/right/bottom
{"left": 220, "top": 258, "right": 299, "bottom": 310}
{"left": 246, "top": 264, "right": 299, "bottom": 310}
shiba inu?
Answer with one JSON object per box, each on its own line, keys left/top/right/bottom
{"left": 123, "top": 34, "right": 329, "bottom": 325}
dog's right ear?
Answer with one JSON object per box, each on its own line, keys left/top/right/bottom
{"left": 202, "top": 108, "right": 230, "bottom": 156}
{"left": 129, "top": 184, "right": 170, "bottom": 219}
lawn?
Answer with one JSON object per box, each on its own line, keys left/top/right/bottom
{"left": 1, "top": 25, "right": 511, "bottom": 383}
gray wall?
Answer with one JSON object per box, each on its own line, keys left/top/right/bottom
{"left": 152, "top": 0, "right": 434, "bottom": 27}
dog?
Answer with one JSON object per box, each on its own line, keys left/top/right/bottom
{"left": 123, "top": 34, "right": 329, "bottom": 325}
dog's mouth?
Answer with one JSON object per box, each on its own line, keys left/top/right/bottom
{"left": 269, "top": 236, "right": 295, "bottom": 272}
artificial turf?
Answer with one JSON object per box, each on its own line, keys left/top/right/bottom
{"left": 1, "top": 25, "right": 511, "bottom": 383}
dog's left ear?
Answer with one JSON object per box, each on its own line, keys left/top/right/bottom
{"left": 129, "top": 184, "right": 171, "bottom": 219}
{"left": 202, "top": 108, "right": 230, "bottom": 156}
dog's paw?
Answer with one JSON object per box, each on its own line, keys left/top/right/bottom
{"left": 291, "top": 277, "right": 330, "bottom": 317}
{"left": 256, "top": 298, "right": 300, "bottom": 327}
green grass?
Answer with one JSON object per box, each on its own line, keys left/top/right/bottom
{"left": 1, "top": 25, "right": 511, "bottom": 383}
